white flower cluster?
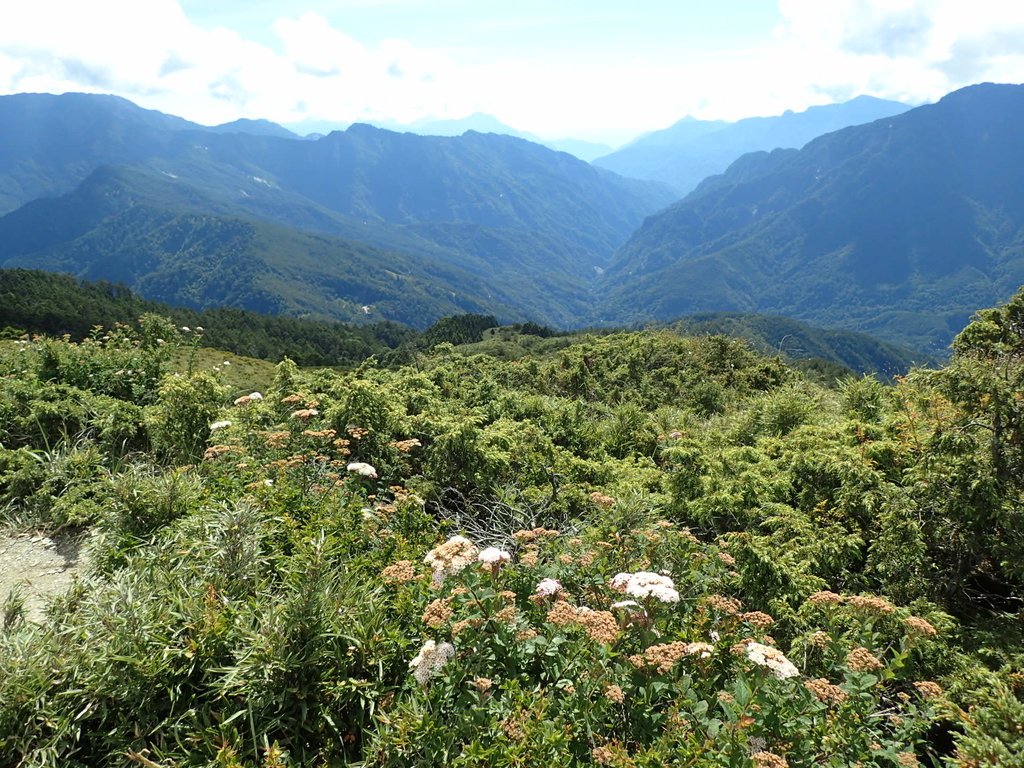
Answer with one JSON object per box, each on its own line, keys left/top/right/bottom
{"left": 209, "top": 420, "right": 232, "bottom": 432}
{"left": 535, "top": 578, "right": 563, "bottom": 596}
{"left": 424, "top": 536, "right": 479, "bottom": 585}
{"left": 409, "top": 640, "right": 455, "bottom": 685}
{"left": 745, "top": 641, "right": 800, "bottom": 679}
{"left": 347, "top": 462, "right": 378, "bottom": 479}
{"left": 610, "top": 571, "right": 680, "bottom": 603}
{"left": 478, "top": 547, "right": 512, "bottom": 565}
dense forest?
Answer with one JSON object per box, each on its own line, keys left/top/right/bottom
{"left": 1, "top": 286, "right": 1022, "bottom": 766}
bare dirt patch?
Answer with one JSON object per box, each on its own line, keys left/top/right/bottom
{"left": 1, "top": 532, "right": 89, "bottom": 623}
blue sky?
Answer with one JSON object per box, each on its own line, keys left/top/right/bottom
{"left": 3, "top": 0, "right": 1023, "bottom": 145}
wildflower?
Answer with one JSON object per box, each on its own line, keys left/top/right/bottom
{"left": 741, "top": 611, "right": 776, "bottom": 629}
{"left": 706, "top": 595, "right": 742, "bottom": 615}
{"left": 575, "top": 609, "right": 620, "bottom": 644}
{"left": 222, "top": 360, "right": 230, "bottom": 366}
{"left": 807, "top": 590, "right": 844, "bottom": 606}
{"left": 804, "top": 678, "right": 848, "bottom": 705}
{"left": 424, "top": 536, "right": 479, "bottom": 585}
{"left": 610, "top": 599, "right": 642, "bottom": 611}
{"left": 751, "top": 751, "right": 788, "bottom": 768}
{"left": 472, "top": 677, "right": 493, "bottom": 693}
{"left": 846, "top": 647, "right": 884, "bottom": 672}
{"left": 248, "top": 392, "right": 263, "bottom": 401}
{"left": 848, "top": 595, "right": 896, "bottom": 615}
{"left": 535, "top": 578, "right": 563, "bottom": 597}
{"left": 546, "top": 601, "right": 579, "bottom": 627}
{"left": 390, "top": 438, "right": 422, "bottom": 452}
{"left": 913, "top": 680, "right": 943, "bottom": 699}
{"left": 590, "top": 491, "right": 616, "bottom": 508}
{"left": 181, "top": 326, "right": 191, "bottom": 332}
{"left": 717, "top": 551, "right": 737, "bottom": 566}
{"left": 347, "top": 462, "right": 378, "bottom": 479}
{"left": 807, "top": 631, "right": 831, "bottom": 649}
{"left": 381, "top": 560, "right": 418, "bottom": 584}
{"left": 408, "top": 640, "right": 455, "bottom": 685}
{"left": 478, "top": 547, "right": 512, "bottom": 565}
{"left": 290, "top": 408, "right": 319, "bottom": 419}
{"left": 611, "top": 572, "right": 680, "bottom": 603}
{"left": 904, "top": 616, "right": 938, "bottom": 638}
{"left": 896, "top": 754, "right": 919, "bottom": 767}
{"left": 604, "top": 684, "right": 625, "bottom": 703}
{"left": 592, "top": 746, "right": 616, "bottom": 765}
{"left": 519, "top": 547, "right": 539, "bottom": 567}
{"left": 209, "top": 420, "right": 232, "bottom": 432}
{"left": 745, "top": 642, "right": 800, "bottom": 679}
{"left": 422, "top": 598, "right": 453, "bottom": 628}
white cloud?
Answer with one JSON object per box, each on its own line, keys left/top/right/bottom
{"left": 0, "top": 1, "right": 1022, "bottom": 142}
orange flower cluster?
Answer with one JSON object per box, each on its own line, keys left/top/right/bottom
{"left": 741, "top": 611, "right": 775, "bottom": 629}
{"left": 846, "top": 647, "right": 884, "bottom": 672}
{"left": 913, "top": 680, "right": 943, "bottom": 699}
{"left": 804, "top": 678, "right": 848, "bottom": 705}
{"left": 422, "top": 598, "right": 453, "bottom": 628}
{"left": 847, "top": 595, "right": 896, "bottom": 615}
{"left": 807, "top": 590, "right": 844, "bottom": 606}
{"left": 904, "top": 616, "right": 938, "bottom": 638}
{"left": 706, "top": 595, "right": 742, "bottom": 615}
{"left": 751, "top": 751, "right": 788, "bottom": 768}
{"left": 380, "top": 560, "right": 418, "bottom": 584}
{"left": 512, "top": 527, "right": 560, "bottom": 543}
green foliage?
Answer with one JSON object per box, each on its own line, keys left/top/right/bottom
{"left": 2, "top": 298, "right": 1024, "bottom": 764}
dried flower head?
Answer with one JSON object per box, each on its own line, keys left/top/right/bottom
{"left": 604, "top": 684, "right": 625, "bottom": 703}
{"left": 590, "top": 492, "right": 616, "bottom": 508}
{"left": 422, "top": 598, "right": 453, "bottom": 628}
{"left": 896, "top": 754, "right": 919, "bottom": 767}
{"left": 847, "top": 595, "right": 896, "bottom": 615}
{"left": 381, "top": 560, "right": 418, "bottom": 584}
{"left": 904, "top": 616, "right": 939, "bottom": 638}
{"left": 741, "top": 611, "right": 776, "bottom": 629}
{"left": 804, "top": 677, "right": 848, "bottom": 705}
{"left": 807, "top": 590, "right": 844, "bottom": 606}
{"left": 472, "top": 676, "right": 493, "bottom": 693}
{"left": 751, "top": 751, "right": 788, "bottom": 768}
{"left": 717, "top": 551, "right": 737, "bottom": 566}
{"left": 846, "top": 647, "right": 884, "bottom": 673}
{"left": 913, "top": 680, "right": 943, "bottom": 699}
{"left": 706, "top": 595, "right": 743, "bottom": 615}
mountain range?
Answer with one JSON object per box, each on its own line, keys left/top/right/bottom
{"left": 593, "top": 95, "right": 911, "bottom": 195}
{"left": 1, "top": 84, "right": 1023, "bottom": 356}
{"left": 0, "top": 92, "right": 673, "bottom": 328}
{"left": 597, "top": 83, "right": 1024, "bottom": 354}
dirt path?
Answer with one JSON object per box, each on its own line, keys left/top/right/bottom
{"left": 0, "top": 532, "right": 89, "bottom": 624}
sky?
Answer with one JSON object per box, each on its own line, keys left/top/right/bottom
{"left": 2, "top": 0, "right": 1023, "bottom": 146}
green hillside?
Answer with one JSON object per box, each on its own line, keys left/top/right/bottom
{"left": 2, "top": 289, "right": 1023, "bottom": 764}
{"left": 600, "top": 83, "right": 1024, "bottom": 354}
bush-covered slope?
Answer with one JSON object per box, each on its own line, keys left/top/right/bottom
{"left": 600, "top": 83, "right": 1024, "bottom": 354}
{"left": 1, "top": 290, "right": 1023, "bottom": 765}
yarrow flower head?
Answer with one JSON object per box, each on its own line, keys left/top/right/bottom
{"left": 478, "top": 547, "right": 512, "bottom": 565}
{"left": 347, "top": 461, "right": 378, "bottom": 479}
{"left": 745, "top": 641, "right": 800, "bottom": 679}
{"left": 209, "top": 420, "right": 232, "bottom": 432}
{"left": 611, "top": 572, "right": 680, "bottom": 603}
{"left": 409, "top": 640, "right": 455, "bottom": 685}
{"left": 535, "top": 578, "right": 563, "bottom": 597}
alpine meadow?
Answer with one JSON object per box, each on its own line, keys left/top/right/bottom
{"left": 2, "top": 3, "right": 1024, "bottom": 766}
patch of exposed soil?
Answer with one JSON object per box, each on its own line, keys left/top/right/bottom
{"left": 0, "top": 532, "right": 89, "bottom": 623}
